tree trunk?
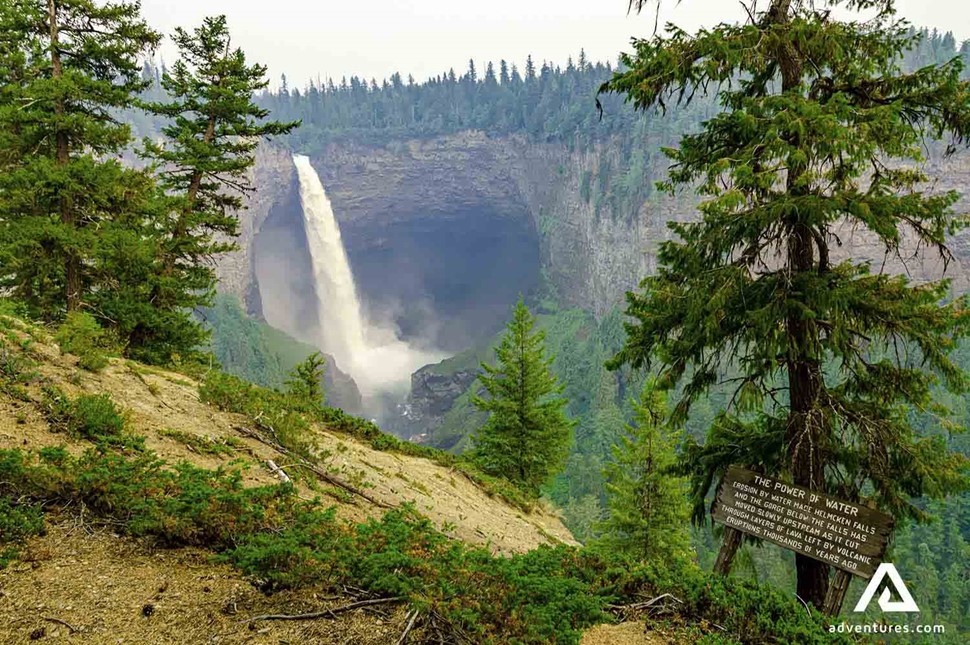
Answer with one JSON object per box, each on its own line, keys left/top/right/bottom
{"left": 770, "top": 0, "right": 831, "bottom": 610}
{"left": 822, "top": 568, "right": 853, "bottom": 616}
{"left": 163, "top": 103, "right": 218, "bottom": 280}
{"left": 184, "top": 115, "right": 217, "bottom": 207}
{"left": 48, "top": 0, "right": 80, "bottom": 313}
{"left": 714, "top": 526, "right": 742, "bottom": 576}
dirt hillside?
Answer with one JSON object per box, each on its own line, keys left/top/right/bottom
{"left": 0, "top": 316, "right": 579, "bottom": 643}
{"left": 0, "top": 318, "right": 575, "bottom": 553}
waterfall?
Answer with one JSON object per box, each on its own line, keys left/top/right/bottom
{"left": 293, "top": 155, "right": 440, "bottom": 406}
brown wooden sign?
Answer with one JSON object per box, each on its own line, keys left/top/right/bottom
{"left": 712, "top": 466, "right": 894, "bottom": 579}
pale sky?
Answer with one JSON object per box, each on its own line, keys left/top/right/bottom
{"left": 139, "top": 0, "right": 969, "bottom": 88}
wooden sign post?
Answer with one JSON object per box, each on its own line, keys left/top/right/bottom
{"left": 711, "top": 465, "right": 895, "bottom": 614}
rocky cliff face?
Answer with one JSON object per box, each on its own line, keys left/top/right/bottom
{"left": 308, "top": 131, "right": 685, "bottom": 319}
{"left": 398, "top": 365, "right": 481, "bottom": 443}
{"left": 214, "top": 144, "right": 296, "bottom": 316}
{"left": 219, "top": 133, "right": 675, "bottom": 345}
{"left": 218, "top": 135, "right": 970, "bottom": 398}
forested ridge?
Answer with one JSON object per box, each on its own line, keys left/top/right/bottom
{"left": 250, "top": 28, "right": 970, "bottom": 147}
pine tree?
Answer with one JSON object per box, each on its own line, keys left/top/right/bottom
{"left": 524, "top": 55, "right": 536, "bottom": 81}
{"left": 598, "top": 380, "right": 691, "bottom": 563}
{"left": 286, "top": 352, "right": 326, "bottom": 407}
{"left": 137, "top": 15, "right": 297, "bottom": 360}
{"left": 584, "top": 370, "right": 624, "bottom": 470}
{"left": 605, "top": 0, "right": 970, "bottom": 611}
{"left": 472, "top": 299, "right": 574, "bottom": 496}
{"left": 484, "top": 61, "right": 497, "bottom": 87}
{"left": 0, "top": 0, "right": 160, "bottom": 317}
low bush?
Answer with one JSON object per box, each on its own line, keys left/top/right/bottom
{"left": 55, "top": 311, "right": 118, "bottom": 371}
{"left": 0, "top": 448, "right": 292, "bottom": 547}
{"left": 0, "top": 447, "right": 848, "bottom": 644}
{"left": 0, "top": 337, "right": 38, "bottom": 403}
{"left": 41, "top": 388, "right": 138, "bottom": 449}
{"left": 0, "top": 497, "right": 45, "bottom": 568}
{"left": 0, "top": 342, "right": 35, "bottom": 384}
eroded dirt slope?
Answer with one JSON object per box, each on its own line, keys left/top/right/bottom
{"left": 0, "top": 318, "right": 577, "bottom": 643}
{"left": 0, "top": 318, "right": 575, "bottom": 553}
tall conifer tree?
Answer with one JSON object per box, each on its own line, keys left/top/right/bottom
{"left": 473, "top": 299, "right": 574, "bottom": 496}
{"left": 598, "top": 380, "right": 691, "bottom": 563}
{"left": 0, "top": 0, "right": 159, "bottom": 316}
{"left": 606, "top": 0, "right": 970, "bottom": 610}
{"left": 137, "top": 15, "right": 297, "bottom": 358}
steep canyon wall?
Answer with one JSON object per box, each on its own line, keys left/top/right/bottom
{"left": 218, "top": 134, "right": 970, "bottom": 349}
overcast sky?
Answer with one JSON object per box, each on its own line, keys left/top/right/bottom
{"left": 139, "top": 0, "right": 969, "bottom": 88}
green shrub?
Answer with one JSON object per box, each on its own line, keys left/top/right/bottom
{"left": 0, "top": 299, "right": 32, "bottom": 320}
{"left": 0, "top": 447, "right": 849, "bottom": 644}
{"left": 0, "top": 343, "right": 34, "bottom": 384}
{"left": 269, "top": 410, "right": 316, "bottom": 459}
{"left": 0, "top": 338, "right": 38, "bottom": 404}
{"left": 0, "top": 448, "right": 295, "bottom": 548}
{"left": 55, "top": 311, "right": 117, "bottom": 371}
{"left": 0, "top": 497, "right": 45, "bottom": 568}
{"left": 198, "top": 370, "right": 255, "bottom": 415}
{"left": 42, "top": 388, "right": 135, "bottom": 449}
{"left": 70, "top": 394, "right": 126, "bottom": 439}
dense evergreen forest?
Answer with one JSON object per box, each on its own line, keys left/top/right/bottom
{"left": 252, "top": 29, "right": 970, "bottom": 147}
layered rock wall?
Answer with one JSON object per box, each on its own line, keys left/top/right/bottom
{"left": 219, "top": 136, "right": 970, "bottom": 340}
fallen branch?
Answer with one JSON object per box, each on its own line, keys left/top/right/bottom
{"left": 242, "top": 596, "right": 403, "bottom": 623}
{"left": 233, "top": 425, "right": 392, "bottom": 509}
{"left": 426, "top": 608, "right": 476, "bottom": 645}
{"left": 266, "top": 459, "right": 290, "bottom": 483}
{"left": 607, "top": 593, "right": 684, "bottom": 613}
{"left": 397, "top": 608, "right": 420, "bottom": 644}
{"left": 43, "top": 617, "right": 79, "bottom": 634}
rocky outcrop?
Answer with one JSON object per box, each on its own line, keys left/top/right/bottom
{"left": 398, "top": 366, "right": 480, "bottom": 442}
{"left": 321, "top": 352, "right": 363, "bottom": 414}
{"left": 214, "top": 144, "right": 296, "bottom": 316}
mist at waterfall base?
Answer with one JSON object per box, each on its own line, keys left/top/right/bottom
{"left": 292, "top": 155, "right": 444, "bottom": 418}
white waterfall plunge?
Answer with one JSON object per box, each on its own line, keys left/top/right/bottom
{"left": 292, "top": 155, "right": 441, "bottom": 407}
